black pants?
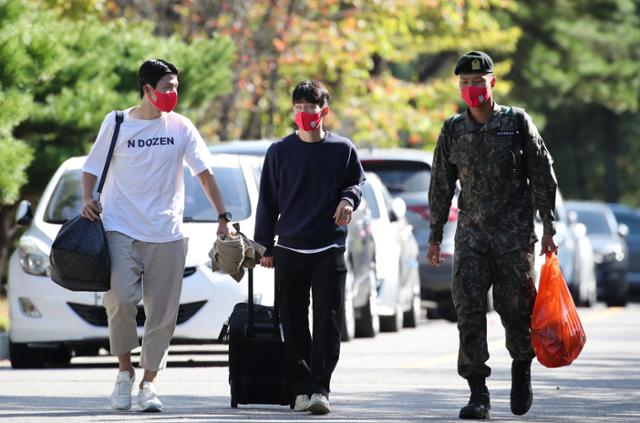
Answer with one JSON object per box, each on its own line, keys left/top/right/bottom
{"left": 273, "top": 246, "right": 346, "bottom": 398}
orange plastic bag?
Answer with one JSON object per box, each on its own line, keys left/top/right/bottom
{"left": 531, "top": 252, "right": 586, "bottom": 367}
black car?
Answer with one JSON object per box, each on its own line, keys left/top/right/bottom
{"left": 608, "top": 203, "right": 640, "bottom": 294}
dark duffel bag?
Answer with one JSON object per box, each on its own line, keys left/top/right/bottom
{"left": 49, "top": 110, "right": 123, "bottom": 292}
{"left": 50, "top": 215, "right": 111, "bottom": 291}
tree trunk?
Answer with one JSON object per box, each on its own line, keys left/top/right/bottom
{"left": 570, "top": 113, "right": 588, "bottom": 199}
{"left": 603, "top": 108, "right": 620, "bottom": 203}
{"left": 0, "top": 204, "right": 18, "bottom": 293}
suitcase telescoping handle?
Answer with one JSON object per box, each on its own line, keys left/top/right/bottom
{"left": 233, "top": 223, "right": 280, "bottom": 339}
{"left": 246, "top": 264, "right": 281, "bottom": 339}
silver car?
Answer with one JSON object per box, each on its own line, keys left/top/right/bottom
{"left": 565, "top": 201, "right": 629, "bottom": 306}
{"left": 360, "top": 148, "right": 458, "bottom": 321}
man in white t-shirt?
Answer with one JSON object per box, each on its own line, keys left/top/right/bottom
{"left": 81, "top": 59, "right": 234, "bottom": 412}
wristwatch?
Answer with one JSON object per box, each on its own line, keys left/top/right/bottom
{"left": 218, "top": 211, "right": 232, "bottom": 222}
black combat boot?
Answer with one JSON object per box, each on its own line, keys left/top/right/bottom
{"left": 510, "top": 359, "right": 533, "bottom": 415}
{"left": 459, "top": 375, "right": 490, "bottom": 419}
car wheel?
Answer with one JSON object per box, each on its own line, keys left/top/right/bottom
{"left": 403, "top": 293, "right": 421, "bottom": 328}
{"left": 355, "top": 269, "right": 379, "bottom": 338}
{"left": 569, "top": 282, "right": 584, "bottom": 307}
{"left": 438, "top": 296, "right": 458, "bottom": 323}
{"left": 586, "top": 283, "right": 597, "bottom": 308}
{"left": 341, "top": 295, "right": 356, "bottom": 342}
{"left": 380, "top": 305, "right": 402, "bottom": 332}
{"left": 606, "top": 293, "right": 628, "bottom": 307}
{"left": 606, "top": 280, "right": 629, "bottom": 307}
{"left": 9, "top": 341, "right": 71, "bottom": 369}
{"left": 9, "top": 341, "right": 43, "bottom": 369}
{"left": 355, "top": 297, "right": 379, "bottom": 338}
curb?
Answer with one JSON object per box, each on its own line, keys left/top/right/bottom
{"left": 0, "top": 332, "right": 8, "bottom": 360}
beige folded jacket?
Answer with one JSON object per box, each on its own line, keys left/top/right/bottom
{"left": 208, "top": 233, "right": 266, "bottom": 282}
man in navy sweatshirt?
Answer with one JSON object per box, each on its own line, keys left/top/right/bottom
{"left": 255, "top": 80, "right": 366, "bottom": 415}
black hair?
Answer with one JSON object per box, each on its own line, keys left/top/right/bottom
{"left": 291, "top": 80, "right": 330, "bottom": 106}
{"left": 138, "top": 59, "right": 179, "bottom": 98}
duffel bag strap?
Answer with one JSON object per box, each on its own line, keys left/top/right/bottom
{"left": 96, "top": 110, "right": 124, "bottom": 196}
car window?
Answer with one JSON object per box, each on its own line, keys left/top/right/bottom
{"left": 614, "top": 212, "right": 640, "bottom": 235}
{"left": 380, "top": 184, "right": 396, "bottom": 214}
{"left": 362, "top": 183, "right": 380, "bottom": 219}
{"left": 573, "top": 209, "right": 613, "bottom": 236}
{"left": 362, "top": 160, "right": 430, "bottom": 194}
{"left": 44, "top": 171, "right": 85, "bottom": 223}
{"left": 45, "top": 166, "right": 251, "bottom": 224}
{"left": 184, "top": 166, "right": 251, "bottom": 222}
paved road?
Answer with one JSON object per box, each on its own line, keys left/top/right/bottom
{"left": 0, "top": 304, "right": 639, "bottom": 422}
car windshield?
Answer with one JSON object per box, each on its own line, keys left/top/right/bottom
{"left": 362, "top": 182, "right": 380, "bottom": 219}
{"left": 362, "top": 160, "right": 430, "bottom": 194}
{"left": 44, "top": 166, "right": 251, "bottom": 224}
{"left": 613, "top": 212, "right": 640, "bottom": 235}
{"left": 573, "top": 209, "right": 612, "bottom": 236}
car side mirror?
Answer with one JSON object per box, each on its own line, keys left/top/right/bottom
{"left": 618, "top": 223, "right": 629, "bottom": 238}
{"left": 390, "top": 197, "right": 406, "bottom": 222}
{"left": 15, "top": 200, "right": 33, "bottom": 227}
{"left": 568, "top": 210, "right": 578, "bottom": 225}
{"left": 573, "top": 222, "right": 587, "bottom": 238}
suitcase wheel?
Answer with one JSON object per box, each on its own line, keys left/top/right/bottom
{"left": 231, "top": 395, "right": 238, "bottom": 408}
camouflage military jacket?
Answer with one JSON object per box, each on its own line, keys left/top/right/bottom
{"left": 428, "top": 102, "right": 557, "bottom": 253}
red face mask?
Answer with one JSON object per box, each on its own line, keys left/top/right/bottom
{"left": 146, "top": 85, "right": 178, "bottom": 113}
{"left": 461, "top": 85, "right": 491, "bottom": 108}
{"left": 294, "top": 110, "right": 324, "bottom": 132}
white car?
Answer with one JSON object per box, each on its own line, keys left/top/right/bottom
{"left": 8, "top": 153, "right": 275, "bottom": 368}
{"left": 362, "top": 173, "right": 421, "bottom": 332}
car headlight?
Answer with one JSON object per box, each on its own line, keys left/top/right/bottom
{"left": 594, "top": 245, "right": 625, "bottom": 264}
{"left": 18, "top": 238, "right": 50, "bottom": 276}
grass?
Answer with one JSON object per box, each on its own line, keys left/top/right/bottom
{"left": 0, "top": 295, "right": 8, "bottom": 332}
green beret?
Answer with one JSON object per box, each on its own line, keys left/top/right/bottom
{"left": 454, "top": 51, "right": 494, "bottom": 75}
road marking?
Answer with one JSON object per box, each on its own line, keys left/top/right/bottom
{"left": 399, "top": 307, "right": 620, "bottom": 369}
{"left": 578, "top": 306, "right": 623, "bottom": 323}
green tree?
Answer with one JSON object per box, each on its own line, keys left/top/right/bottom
{"left": 17, "top": 15, "right": 235, "bottom": 192}
{"left": 1, "top": 0, "right": 235, "bottom": 286}
{"left": 107, "top": 0, "right": 521, "bottom": 149}
{"left": 501, "top": 0, "right": 640, "bottom": 204}
{"left": 0, "top": 0, "right": 60, "bottom": 285}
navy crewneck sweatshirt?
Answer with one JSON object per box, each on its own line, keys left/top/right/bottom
{"left": 254, "top": 131, "right": 366, "bottom": 256}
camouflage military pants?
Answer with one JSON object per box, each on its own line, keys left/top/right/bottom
{"left": 452, "top": 245, "right": 537, "bottom": 379}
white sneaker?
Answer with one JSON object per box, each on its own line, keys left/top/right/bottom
{"left": 138, "top": 381, "right": 163, "bottom": 412}
{"left": 294, "top": 394, "right": 310, "bottom": 411}
{"left": 308, "top": 393, "right": 330, "bottom": 415}
{"left": 110, "top": 370, "right": 135, "bottom": 410}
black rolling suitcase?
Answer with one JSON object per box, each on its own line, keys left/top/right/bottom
{"left": 220, "top": 267, "right": 291, "bottom": 408}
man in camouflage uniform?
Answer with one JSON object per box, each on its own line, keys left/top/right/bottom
{"left": 427, "top": 51, "right": 558, "bottom": 420}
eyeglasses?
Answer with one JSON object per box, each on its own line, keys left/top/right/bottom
{"left": 293, "top": 103, "right": 322, "bottom": 113}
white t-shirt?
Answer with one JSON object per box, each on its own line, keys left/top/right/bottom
{"left": 83, "top": 107, "right": 212, "bottom": 243}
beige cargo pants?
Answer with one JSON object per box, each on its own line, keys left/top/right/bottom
{"left": 104, "top": 231, "right": 187, "bottom": 371}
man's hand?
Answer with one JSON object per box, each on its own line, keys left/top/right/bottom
{"left": 333, "top": 199, "right": 353, "bottom": 226}
{"left": 80, "top": 199, "right": 102, "bottom": 221}
{"left": 427, "top": 243, "right": 444, "bottom": 266}
{"left": 216, "top": 221, "right": 237, "bottom": 237}
{"left": 540, "top": 233, "right": 558, "bottom": 256}
{"left": 260, "top": 256, "right": 274, "bottom": 268}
